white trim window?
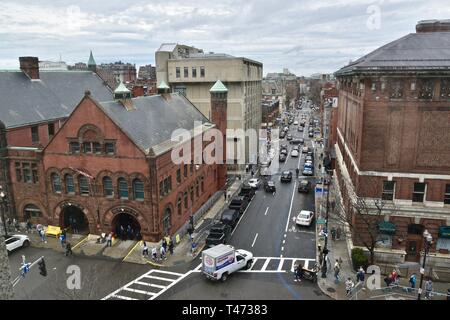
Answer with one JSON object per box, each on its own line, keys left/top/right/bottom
{"left": 382, "top": 181, "right": 395, "bottom": 201}
{"left": 444, "top": 184, "right": 450, "bottom": 205}
{"left": 412, "top": 183, "right": 426, "bottom": 203}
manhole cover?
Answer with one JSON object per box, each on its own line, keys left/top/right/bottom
{"left": 327, "top": 287, "right": 336, "bottom": 293}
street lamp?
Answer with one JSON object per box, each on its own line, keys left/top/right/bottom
{"left": 0, "top": 186, "right": 8, "bottom": 237}
{"left": 321, "top": 169, "right": 332, "bottom": 278}
{"left": 417, "top": 229, "right": 433, "bottom": 300}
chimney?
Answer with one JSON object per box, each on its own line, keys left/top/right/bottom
{"left": 157, "top": 80, "right": 171, "bottom": 100}
{"left": 416, "top": 19, "right": 450, "bottom": 33}
{"left": 132, "top": 85, "right": 145, "bottom": 97}
{"left": 19, "top": 57, "right": 40, "bottom": 80}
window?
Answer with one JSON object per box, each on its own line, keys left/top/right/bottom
{"left": 22, "top": 163, "right": 32, "bottom": 183}
{"left": 79, "top": 176, "right": 90, "bottom": 195}
{"left": 192, "top": 67, "right": 197, "bottom": 78}
{"left": 200, "top": 177, "right": 204, "bottom": 193}
{"left": 184, "top": 164, "right": 188, "bottom": 178}
{"left": 83, "top": 142, "right": 92, "bottom": 153}
{"left": 24, "top": 204, "right": 42, "bottom": 220}
{"left": 15, "top": 162, "right": 22, "bottom": 182}
{"left": 48, "top": 123, "right": 55, "bottom": 138}
{"left": 376, "top": 234, "right": 392, "bottom": 248}
{"left": 69, "top": 142, "right": 80, "bottom": 154}
{"left": 164, "top": 176, "right": 172, "bottom": 195}
{"left": 200, "top": 66, "right": 205, "bottom": 78}
{"left": 190, "top": 185, "right": 194, "bottom": 202}
{"left": 133, "top": 179, "right": 145, "bottom": 200}
{"left": 105, "top": 142, "right": 115, "bottom": 155}
{"left": 15, "top": 162, "right": 38, "bottom": 183}
{"left": 176, "top": 67, "right": 180, "bottom": 78}
{"left": 159, "top": 181, "right": 164, "bottom": 197}
{"left": 176, "top": 169, "right": 181, "bottom": 184}
{"left": 184, "top": 67, "right": 189, "bottom": 78}
{"left": 184, "top": 191, "right": 188, "bottom": 209}
{"left": 93, "top": 142, "right": 102, "bottom": 154}
{"left": 177, "top": 196, "right": 182, "bottom": 215}
{"left": 65, "top": 174, "right": 75, "bottom": 194}
{"left": 32, "top": 163, "right": 38, "bottom": 183}
{"left": 412, "top": 183, "right": 426, "bottom": 202}
{"left": 190, "top": 164, "right": 193, "bottom": 175}
{"left": 31, "top": 126, "right": 39, "bottom": 144}
{"left": 118, "top": 178, "right": 128, "bottom": 199}
{"left": 51, "top": 173, "right": 62, "bottom": 193}
{"left": 382, "top": 181, "right": 395, "bottom": 201}
{"left": 445, "top": 184, "right": 450, "bottom": 205}
{"left": 103, "top": 176, "right": 113, "bottom": 197}
{"left": 196, "top": 180, "right": 199, "bottom": 198}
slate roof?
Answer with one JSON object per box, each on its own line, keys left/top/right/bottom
{"left": 97, "top": 93, "right": 212, "bottom": 154}
{"left": 0, "top": 71, "right": 112, "bottom": 128}
{"left": 336, "top": 31, "right": 450, "bottom": 76}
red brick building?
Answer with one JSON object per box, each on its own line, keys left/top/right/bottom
{"left": 334, "top": 20, "right": 450, "bottom": 267}
{"left": 0, "top": 57, "right": 227, "bottom": 241}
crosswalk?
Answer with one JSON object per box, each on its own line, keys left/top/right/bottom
{"left": 103, "top": 256, "right": 316, "bottom": 300}
{"left": 102, "top": 269, "right": 186, "bottom": 301}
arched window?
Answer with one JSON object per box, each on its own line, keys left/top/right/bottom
{"left": 200, "top": 176, "right": 204, "bottom": 193}
{"left": 195, "top": 179, "right": 200, "bottom": 198}
{"left": 24, "top": 204, "right": 42, "bottom": 220}
{"left": 163, "top": 207, "right": 171, "bottom": 235}
{"left": 79, "top": 176, "right": 90, "bottom": 195}
{"left": 103, "top": 176, "right": 113, "bottom": 197}
{"left": 118, "top": 177, "right": 129, "bottom": 199}
{"left": 65, "top": 174, "right": 75, "bottom": 194}
{"left": 133, "top": 179, "right": 145, "bottom": 200}
{"left": 184, "top": 191, "right": 188, "bottom": 209}
{"left": 51, "top": 173, "right": 62, "bottom": 193}
{"left": 177, "top": 196, "right": 182, "bottom": 215}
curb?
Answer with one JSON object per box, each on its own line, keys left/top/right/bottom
{"left": 142, "top": 257, "right": 165, "bottom": 268}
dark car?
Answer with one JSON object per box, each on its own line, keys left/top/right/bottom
{"left": 281, "top": 171, "right": 293, "bottom": 182}
{"left": 309, "top": 132, "right": 314, "bottom": 138}
{"left": 298, "top": 127, "right": 304, "bottom": 132}
{"left": 280, "top": 148, "right": 288, "bottom": 156}
{"left": 298, "top": 180, "right": 311, "bottom": 193}
{"left": 279, "top": 153, "right": 287, "bottom": 162}
{"left": 286, "top": 134, "right": 293, "bottom": 141}
{"left": 205, "top": 222, "right": 233, "bottom": 247}
{"left": 228, "top": 196, "right": 249, "bottom": 214}
{"left": 279, "top": 131, "right": 286, "bottom": 139}
{"left": 239, "top": 184, "right": 256, "bottom": 201}
{"left": 280, "top": 144, "right": 288, "bottom": 150}
{"left": 220, "top": 209, "right": 240, "bottom": 228}
{"left": 305, "top": 155, "right": 313, "bottom": 162}
{"left": 291, "top": 138, "right": 304, "bottom": 145}
{"left": 264, "top": 180, "right": 276, "bottom": 192}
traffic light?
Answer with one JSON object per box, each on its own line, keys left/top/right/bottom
{"left": 38, "top": 258, "right": 47, "bottom": 277}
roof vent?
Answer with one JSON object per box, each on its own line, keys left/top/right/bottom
{"left": 416, "top": 19, "right": 450, "bottom": 33}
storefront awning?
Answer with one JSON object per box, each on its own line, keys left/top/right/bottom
{"left": 378, "top": 221, "right": 396, "bottom": 235}
{"left": 438, "top": 226, "right": 450, "bottom": 239}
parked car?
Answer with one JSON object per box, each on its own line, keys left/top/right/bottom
{"left": 305, "top": 155, "right": 313, "bottom": 162}
{"left": 280, "top": 144, "right": 288, "bottom": 150}
{"left": 248, "top": 178, "right": 261, "bottom": 190}
{"left": 295, "top": 210, "right": 315, "bottom": 227}
{"left": 293, "top": 145, "right": 300, "bottom": 151}
{"left": 220, "top": 209, "right": 240, "bottom": 228}
{"left": 239, "top": 184, "right": 256, "bottom": 201}
{"left": 280, "top": 149, "right": 288, "bottom": 156}
{"left": 5, "top": 234, "right": 30, "bottom": 253}
{"left": 298, "top": 180, "right": 311, "bottom": 193}
{"left": 279, "top": 131, "right": 286, "bottom": 139}
{"left": 302, "top": 167, "right": 314, "bottom": 176}
{"left": 302, "top": 147, "right": 309, "bottom": 153}
{"left": 286, "top": 134, "right": 293, "bottom": 141}
{"left": 279, "top": 153, "right": 287, "bottom": 162}
{"left": 291, "top": 149, "right": 299, "bottom": 157}
{"left": 291, "top": 138, "right": 303, "bottom": 145}
{"left": 264, "top": 180, "right": 276, "bottom": 192}
{"left": 293, "top": 121, "right": 299, "bottom": 125}
{"left": 228, "top": 196, "right": 249, "bottom": 214}
{"left": 298, "top": 127, "right": 304, "bottom": 132}
{"left": 205, "top": 223, "right": 233, "bottom": 247}
{"left": 309, "top": 132, "right": 314, "bottom": 138}
{"left": 281, "top": 171, "right": 293, "bottom": 182}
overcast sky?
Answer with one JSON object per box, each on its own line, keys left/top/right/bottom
{"left": 1, "top": 0, "right": 449, "bottom": 76}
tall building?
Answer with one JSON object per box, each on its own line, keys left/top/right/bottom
{"left": 334, "top": 20, "right": 450, "bottom": 267}
{"left": 156, "top": 43, "right": 263, "bottom": 168}
{"left": 138, "top": 64, "right": 156, "bottom": 80}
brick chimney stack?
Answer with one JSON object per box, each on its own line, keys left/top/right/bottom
{"left": 19, "top": 57, "right": 40, "bottom": 80}
{"left": 416, "top": 19, "right": 450, "bottom": 33}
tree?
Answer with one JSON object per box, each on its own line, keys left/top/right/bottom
{"left": 0, "top": 235, "right": 14, "bottom": 299}
{"left": 329, "top": 175, "right": 397, "bottom": 265}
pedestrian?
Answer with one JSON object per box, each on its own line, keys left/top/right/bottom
{"left": 72, "top": 217, "right": 78, "bottom": 234}
{"left": 62, "top": 228, "right": 67, "bottom": 239}
{"left": 120, "top": 225, "right": 125, "bottom": 240}
{"left": 65, "top": 242, "right": 73, "bottom": 256}
{"left": 251, "top": 170, "right": 254, "bottom": 177}
{"left": 425, "top": 279, "right": 433, "bottom": 300}
{"left": 169, "top": 239, "right": 174, "bottom": 255}
{"left": 295, "top": 168, "right": 299, "bottom": 177}
{"left": 59, "top": 233, "right": 66, "bottom": 248}
{"left": 160, "top": 245, "right": 167, "bottom": 260}
{"left": 390, "top": 269, "right": 399, "bottom": 286}
{"left": 26, "top": 219, "right": 32, "bottom": 233}
{"left": 151, "top": 247, "right": 157, "bottom": 261}
{"left": 294, "top": 264, "right": 303, "bottom": 282}
{"left": 162, "top": 239, "right": 167, "bottom": 252}
{"left": 106, "top": 232, "right": 113, "bottom": 247}
{"left": 409, "top": 273, "right": 417, "bottom": 290}
{"left": 357, "top": 266, "right": 365, "bottom": 283}
{"left": 39, "top": 229, "right": 47, "bottom": 243}
{"left": 142, "top": 241, "right": 149, "bottom": 256}
{"left": 224, "top": 192, "right": 227, "bottom": 202}
{"left": 334, "top": 259, "right": 341, "bottom": 283}
{"left": 345, "top": 277, "right": 355, "bottom": 296}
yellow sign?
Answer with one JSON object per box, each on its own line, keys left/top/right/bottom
{"left": 176, "top": 234, "right": 181, "bottom": 244}
{"left": 45, "top": 225, "right": 62, "bottom": 237}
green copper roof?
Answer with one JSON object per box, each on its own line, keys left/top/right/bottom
{"left": 157, "top": 80, "right": 170, "bottom": 90}
{"left": 114, "top": 81, "right": 130, "bottom": 93}
{"left": 88, "top": 50, "right": 96, "bottom": 66}
{"left": 210, "top": 80, "right": 228, "bottom": 93}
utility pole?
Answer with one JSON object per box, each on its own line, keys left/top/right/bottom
{"left": 0, "top": 234, "right": 13, "bottom": 299}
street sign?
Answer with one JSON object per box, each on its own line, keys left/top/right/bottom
{"left": 317, "top": 218, "right": 327, "bottom": 225}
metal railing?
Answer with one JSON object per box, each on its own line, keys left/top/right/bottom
{"left": 349, "top": 283, "right": 449, "bottom": 300}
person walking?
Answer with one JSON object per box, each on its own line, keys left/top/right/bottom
{"left": 160, "top": 245, "right": 167, "bottom": 261}
{"left": 25, "top": 219, "right": 32, "bottom": 233}
{"left": 294, "top": 264, "right": 303, "bottom": 282}
{"left": 65, "top": 242, "right": 73, "bottom": 256}
{"left": 39, "top": 228, "right": 47, "bottom": 243}
{"left": 169, "top": 239, "right": 174, "bottom": 255}
{"left": 345, "top": 278, "right": 355, "bottom": 296}
{"left": 151, "top": 247, "right": 157, "bottom": 261}
{"left": 356, "top": 266, "right": 365, "bottom": 283}
{"left": 425, "top": 279, "right": 433, "bottom": 300}
{"left": 295, "top": 168, "right": 299, "bottom": 178}
{"left": 106, "top": 232, "right": 113, "bottom": 247}
{"left": 334, "top": 259, "right": 341, "bottom": 283}
{"left": 59, "top": 233, "right": 66, "bottom": 248}
{"left": 409, "top": 273, "right": 417, "bottom": 291}
{"left": 162, "top": 239, "right": 167, "bottom": 253}
{"left": 142, "top": 241, "right": 149, "bottom": 256}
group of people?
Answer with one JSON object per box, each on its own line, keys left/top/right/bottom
{"left": 142, "top": 238, "right": 175, "bottom": 262}
{"left": 115, "top": 224, "right": 142, "bottom": 241}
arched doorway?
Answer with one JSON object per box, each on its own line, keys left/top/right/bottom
{"left": 23, "top": 204, "right": 43, "bottom": 224}
{"left": 60, "top": 205, "right": 89, "bottom": 234}
{"left": 112, "top": 211, "right": 141, "bottom": 241}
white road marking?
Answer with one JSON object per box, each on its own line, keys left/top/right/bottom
{"left": 264, "top": 207, "right": 269, "bottom": 216}
{"left": 261, "top": 258, "right": 271, "bottom": 271}
{"left": 250, "top": 258, "right": 259, "bottom": 270}
{"left": 281, "top": 246, "right": 284, "bottom": 251}
{"left": 144, "top": 275, "right": 175, "bottom": 282}
{"left": 284, "top": 234, "right": 287, "bottom": 238}
{"left": 134, "top": 281, "right": 166, "bottom": 289}
{"left": 251, "top": 233, "right": 259, "bottom": 248}
{"left": 282, "top": 240, "right": 286, "bottom": 244}
{"left": 123, "top": 287, "right": 155, "bottom": 296}
{"left": 112, "top": 294, "right": 137, "bottom": 300}
{"left": 285, "top": 181, "right": 297, "bottom": 232}
{"left": 277, "top": 259, "right": 284, "bottom": 271}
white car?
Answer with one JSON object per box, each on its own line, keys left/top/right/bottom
{"left": 5, "top": 234, "right": 30, "bottom": 253}
{"left": 295, "top": 210, "right": 315, "bottom": 226}
{"left": 293, "top": 121, "right": 299, "bottom": 125}
{"left": 248, "top": 178, "right": 261, "bottom": 189}
{"left": 291, "top": 149, "right": 299, "bottom": 157}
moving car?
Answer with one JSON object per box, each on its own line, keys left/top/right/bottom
{"left": 205, "top": 223, "right": 233, "bottom": 247}
{"left": 248, "top": 178, "right": 261, "bottom": 190}
{"left": 291, "top": 149, "right": 299, "bottom": 157}
{"left": 264, "top": 180, "right": 276, "bottom": 192}
{"left": 290, "top": 138, "right": 303, "bottom": 145}
{"left": 293, "top": 121, "right": 299, "bottom": 125}
{"left": 302, "top": 147, "right": 309, "bottom": 153}
{"left": 309, "top": 132, "right": 314, "bottom": 138}
{"left": 286, "top": 134, "right": 293, "bottom": 141}
{"left": 298, "top": 127, "right": 304, "bottom": 132}
{"left": 298, "top": 180, "right": 311, "bottom": 193}
{"left": 281, "top": 171, "right": 293, "bottom": 182}
{"left": 279, "top": 131, "right": 286, "bottom": 139}
{"left": 239, "top": 184, "right": 256, "bottom": 201}
{"left": 220, "top": 209, "right": 240, "bottom": 228}
{"left": 302, "top": 167, "right": 314, "bottom": 176}
{"left": 280, "top": 148, "right": 288, "bottom": 156}
{"left": 5, "top": 234, "right": 30, "bottom": 253}
{"left": 228, "top": 196, "right": 249, "bottom": 214}
{"left": 279, "top": 153, "right": 287, "bottom": 162}
{"left": 295, "top": 210, "right": 315, "bottom": 227}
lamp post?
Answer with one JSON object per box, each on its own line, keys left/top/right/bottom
{"left": 0, "top": 186, "right": 8, "bottom": 237}
{"left": 417, "top": 229, "right": 433, "bottom": 300}
{"left": 321, "top": 169, "right": 332, "bottom": 278}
